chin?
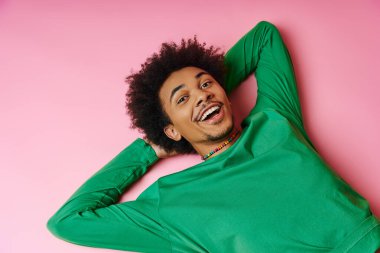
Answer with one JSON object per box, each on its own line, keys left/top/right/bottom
{"left": 206, "top": 121, "right": 234, "bottom": 142}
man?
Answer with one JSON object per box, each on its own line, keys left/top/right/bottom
{"left": 47, "top": 21, "right": 380, "bottom": 252}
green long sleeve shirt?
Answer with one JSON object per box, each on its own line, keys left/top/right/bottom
{"left": 47, "top": 21, "right": 380, "bottom": 253}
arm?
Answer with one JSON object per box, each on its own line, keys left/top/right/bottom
{"left": 47, "top": 138, "right": 172, "bottom": 253}
{"left": 224, "top": 21, "right": 304, "bottom": 130}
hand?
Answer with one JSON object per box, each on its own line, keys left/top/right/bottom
{"left": 143, "top": 138, "right": 178, "bottom": 159}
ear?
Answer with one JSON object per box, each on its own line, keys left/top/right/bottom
{"left": 163, "top": 124, "right": 182, "bottom": 142}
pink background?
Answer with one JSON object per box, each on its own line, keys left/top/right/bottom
{"left": 1, "top": 0, "right": 379, "bottom": 252}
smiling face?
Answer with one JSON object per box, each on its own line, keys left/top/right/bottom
{"left": 159, "top": 66, "right": 235, "bottom": 152}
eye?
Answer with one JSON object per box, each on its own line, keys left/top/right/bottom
{"left": 177, "top": 95, "right": 188, "bottom": 104}
{"left": 201, "top": 81, "right": 212, "bottom": 89}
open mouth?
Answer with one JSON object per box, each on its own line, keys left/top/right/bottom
{"left": 198, "top": 105, "right": 224, "bottom": 124}
{"left": 200, "top": 105, "right": 221, "bottom": 121}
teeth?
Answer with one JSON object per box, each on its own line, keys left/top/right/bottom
{"left": 200, "top": 106, "right": 220, "bottom": 121}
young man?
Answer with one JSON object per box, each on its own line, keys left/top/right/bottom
{"left": 47, "top": 21, "right": 380, "bottom": 252}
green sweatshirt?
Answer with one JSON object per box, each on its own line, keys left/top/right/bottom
{"left": 47, "top": 21, "right": 380, "bottom": 253}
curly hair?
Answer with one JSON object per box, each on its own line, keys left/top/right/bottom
{"left": 125, "top": 36, "right": 226, "bottom": 154}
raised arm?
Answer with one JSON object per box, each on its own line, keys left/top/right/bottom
{"left": 224, "top": 21, "right": 304, "bottom": 130}
{"left": 46, "top": 138, "right": 172, "bottom": 253}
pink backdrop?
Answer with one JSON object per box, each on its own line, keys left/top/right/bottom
{"left": 1, "top": 0, "right": 379, "bottom": 252}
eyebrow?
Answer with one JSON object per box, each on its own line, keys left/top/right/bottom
{"left": 169, "top": 71, "right": 208, "bottom": 103}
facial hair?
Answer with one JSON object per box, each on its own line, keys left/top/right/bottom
{"left": 205, "top": 122, "right": 235, "bottom": 142}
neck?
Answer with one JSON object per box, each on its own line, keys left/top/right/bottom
{"left": 195, "top": 127, "right": 241, "bottom": 160}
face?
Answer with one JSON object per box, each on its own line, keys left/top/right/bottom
{"left": 159, "top": 66, "right": 234, "bottom": 147}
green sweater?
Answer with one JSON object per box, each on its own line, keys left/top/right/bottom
{"left": 47, "top": 21, "right": 380, "bottom": 253}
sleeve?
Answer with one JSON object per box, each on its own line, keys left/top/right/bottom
{"left": 46, "top": 138, "right": 172, "bottom": 253}
{"left": 223, "top": 21, "right": 304, "bottom": 130}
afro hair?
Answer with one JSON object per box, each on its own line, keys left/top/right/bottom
{"left": 125, "top": 35, "right": 226, "bottom": 154}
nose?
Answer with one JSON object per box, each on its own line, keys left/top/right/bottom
{"left": 195, "top": 89, "right": 214, "bottom": 107}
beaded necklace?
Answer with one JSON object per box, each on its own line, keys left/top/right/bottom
{"left": 201, "top": 129, "right": 241, "bottom": 160}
